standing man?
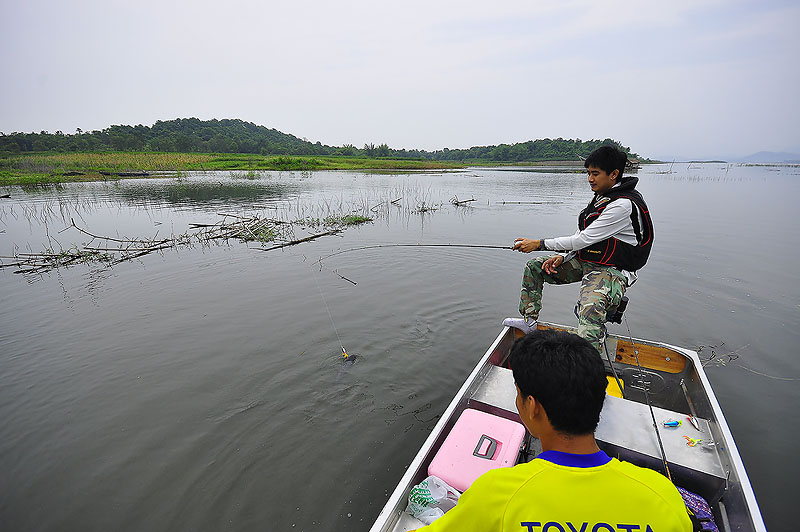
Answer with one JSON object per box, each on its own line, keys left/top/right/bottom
{"left": 503, "top": 146, "right": 653, "bottom": 354}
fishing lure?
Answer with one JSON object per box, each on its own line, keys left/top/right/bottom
{"left": 663, "top": 419, "right": 682, "bottom": 428}
{"left": 684, "top": 435, "right": 704, "bottom": 447}
{"left": 342, "top": 348, "right": 349, "bottom": 359}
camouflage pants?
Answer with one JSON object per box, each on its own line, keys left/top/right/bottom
{"left": 518, "top": 255, "right": 628, "bottom": 354}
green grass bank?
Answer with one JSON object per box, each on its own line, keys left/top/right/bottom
{"left": 0, "top": 152, "right": 466, "bottom": 186}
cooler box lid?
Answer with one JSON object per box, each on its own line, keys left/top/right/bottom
{"left": 427, "top": 408, "right": 526, "bottom": 492}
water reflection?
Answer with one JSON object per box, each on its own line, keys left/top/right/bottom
{"left": 111, "top": 179, "right": 296, "bottom": 207}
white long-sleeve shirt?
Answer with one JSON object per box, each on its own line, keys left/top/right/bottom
{"left": 543, "top": 187, "right": 643, "bottom": 284}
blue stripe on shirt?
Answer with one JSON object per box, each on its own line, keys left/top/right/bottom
{"left": 536, "top": 450, "right": 612, "bottom": 468}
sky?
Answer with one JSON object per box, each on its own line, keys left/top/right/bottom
{"left": 1, "top": 0, "right": 798, "bottom": 160}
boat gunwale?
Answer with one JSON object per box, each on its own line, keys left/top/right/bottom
{"left": 637, "top": 339, "right": 767, "bottom": 532}
{"left": 367, "top": 325, "right": 512, "bottom": 532}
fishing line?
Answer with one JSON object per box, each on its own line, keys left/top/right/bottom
{"left": 623, "top": 316, "right": 673, "bottom": 482}
{"left": 304, "top": 243, "right": 517, "bottom": 358}
{"left": 732, "top": 364, "right": 799, "bottom": 381}
{"left": 307, "top": 256, "right": 349, "bottom": 359}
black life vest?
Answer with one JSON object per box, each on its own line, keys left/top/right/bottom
{"left": 577, "top": 177, "right": 653, "bottom": 272}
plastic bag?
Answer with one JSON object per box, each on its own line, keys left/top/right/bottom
{"left": 405, "top": 475, "right": 461, "bottom": 525}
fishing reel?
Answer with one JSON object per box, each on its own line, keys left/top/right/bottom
{"left": 607, "top": 296, "right": 629, "bottom": 324}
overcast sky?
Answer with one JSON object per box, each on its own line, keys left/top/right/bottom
{"left": 2, "top": 0, "right": 798, "bottom": 160}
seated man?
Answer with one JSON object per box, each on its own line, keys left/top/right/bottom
{"left": 414, "top": 329, "right": 691, "bottom": 532}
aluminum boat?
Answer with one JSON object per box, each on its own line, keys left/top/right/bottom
{"left": 369, "top": 322, "right": 766, "bottom": 532}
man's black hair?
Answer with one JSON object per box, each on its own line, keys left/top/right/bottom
{"left": 584, "top": 145, "right": 628, "bottom": 180}
{"left": 509, "top": 329, "right": 607, "bottom": 435}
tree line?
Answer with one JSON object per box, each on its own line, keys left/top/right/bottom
{"left": 0, "top": 118, "right": 640, "bottom": 162}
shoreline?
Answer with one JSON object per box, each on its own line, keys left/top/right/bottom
{"left": 8, "top": 152, "right": 778, "bottom": 187}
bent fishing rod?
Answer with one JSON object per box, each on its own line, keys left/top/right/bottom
{"left": 313, "top": 243, "right": 518, "bottom": 266}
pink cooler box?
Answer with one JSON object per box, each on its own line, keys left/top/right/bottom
{"left": 428, "top": 408, "right": 526, "bottom": 492}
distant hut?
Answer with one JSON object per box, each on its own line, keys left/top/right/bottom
{"left": 625, "top": 159, "right": 640, "bottom": 173}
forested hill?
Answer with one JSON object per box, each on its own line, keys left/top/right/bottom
{"left": 1, "top": 119, "right": 324, "bottom": 157}
{"left": 0, "top": 118, "right": 641, "bottom": 162}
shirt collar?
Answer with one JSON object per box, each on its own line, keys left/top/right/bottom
{"left": 536, "top": 450, "right": 612, "bottom": 468}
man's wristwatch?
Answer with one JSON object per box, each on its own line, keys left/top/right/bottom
{"left": 538, "top": 239, "right": 547, "bottom": 251}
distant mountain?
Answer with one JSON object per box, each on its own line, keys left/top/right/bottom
{"left": 736, "top": 151, "right": 800, "bottom": 164}
{"left": 0, "top": 118, "right": 641, "bottom": 163}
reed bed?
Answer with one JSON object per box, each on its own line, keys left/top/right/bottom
{"left": 9, "top": 152, "right": 215, "bottom": 173}
{"left": 0, "top": 210, "right": 374, "bottom": 277}
{"left": 0, "top": 181, "right": 461, "bottom": 279}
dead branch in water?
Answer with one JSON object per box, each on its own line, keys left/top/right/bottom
{"left": 258, "top": 229, "right": 341, "bottom": 251}
{"left": 3, "top": 211, "right": 363, "bottom": 277}
{"left": 370, "top": 197, "right": 403, "bottom": 212}
{"left": 333, "top": 269, "right": 357, "bottom": 285}
{"left": 71, "top": 218, "right": 163, "bottom": 244}
{"left": 415, "top": 202, "right": 439, "bottom": 213}
{"left": 450, "top": 195, "right": 477, "bottom": 206}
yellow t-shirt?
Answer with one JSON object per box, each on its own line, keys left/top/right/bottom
{"left": 422, "top": 451, "right": 692, "bottom": 532}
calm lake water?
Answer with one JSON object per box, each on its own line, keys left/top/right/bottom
{"left": 1, "top": 163, "right": 797, "bottom": 531}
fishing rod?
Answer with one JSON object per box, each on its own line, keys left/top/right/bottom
{"left": 314, "top": 243, "right": 514, "bottom": 266}
{"left": 602, "top": 335, "right": 626, "bottom": 400}
{"left": 622, "top": 316, "right": 673, "bottom": 482}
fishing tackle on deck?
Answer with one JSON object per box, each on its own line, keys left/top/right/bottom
{"left": 663, "top": 419, "right": 682, "bottom": 428}
{"left": 684, "top": 436, "right": 704, "bottom": 447}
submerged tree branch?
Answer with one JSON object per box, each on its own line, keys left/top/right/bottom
{"left": 258, "top": 229, "right": 341, "bottom": 252}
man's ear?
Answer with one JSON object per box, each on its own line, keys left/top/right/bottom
{"left": 610, "top": 169, "right": 619, "bottom": 182}
{"left": 519, "top": 394, "right": 538, "bottom": 422}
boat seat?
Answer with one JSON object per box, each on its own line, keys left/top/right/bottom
{"left": 597, "top": 395, "right": 726, "bottom": 476}
{"left": 467, "top": 364, "right": 519, "bottom": 419}
{"left": 469, "top": 365, "right": 727, "bottom": 497}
